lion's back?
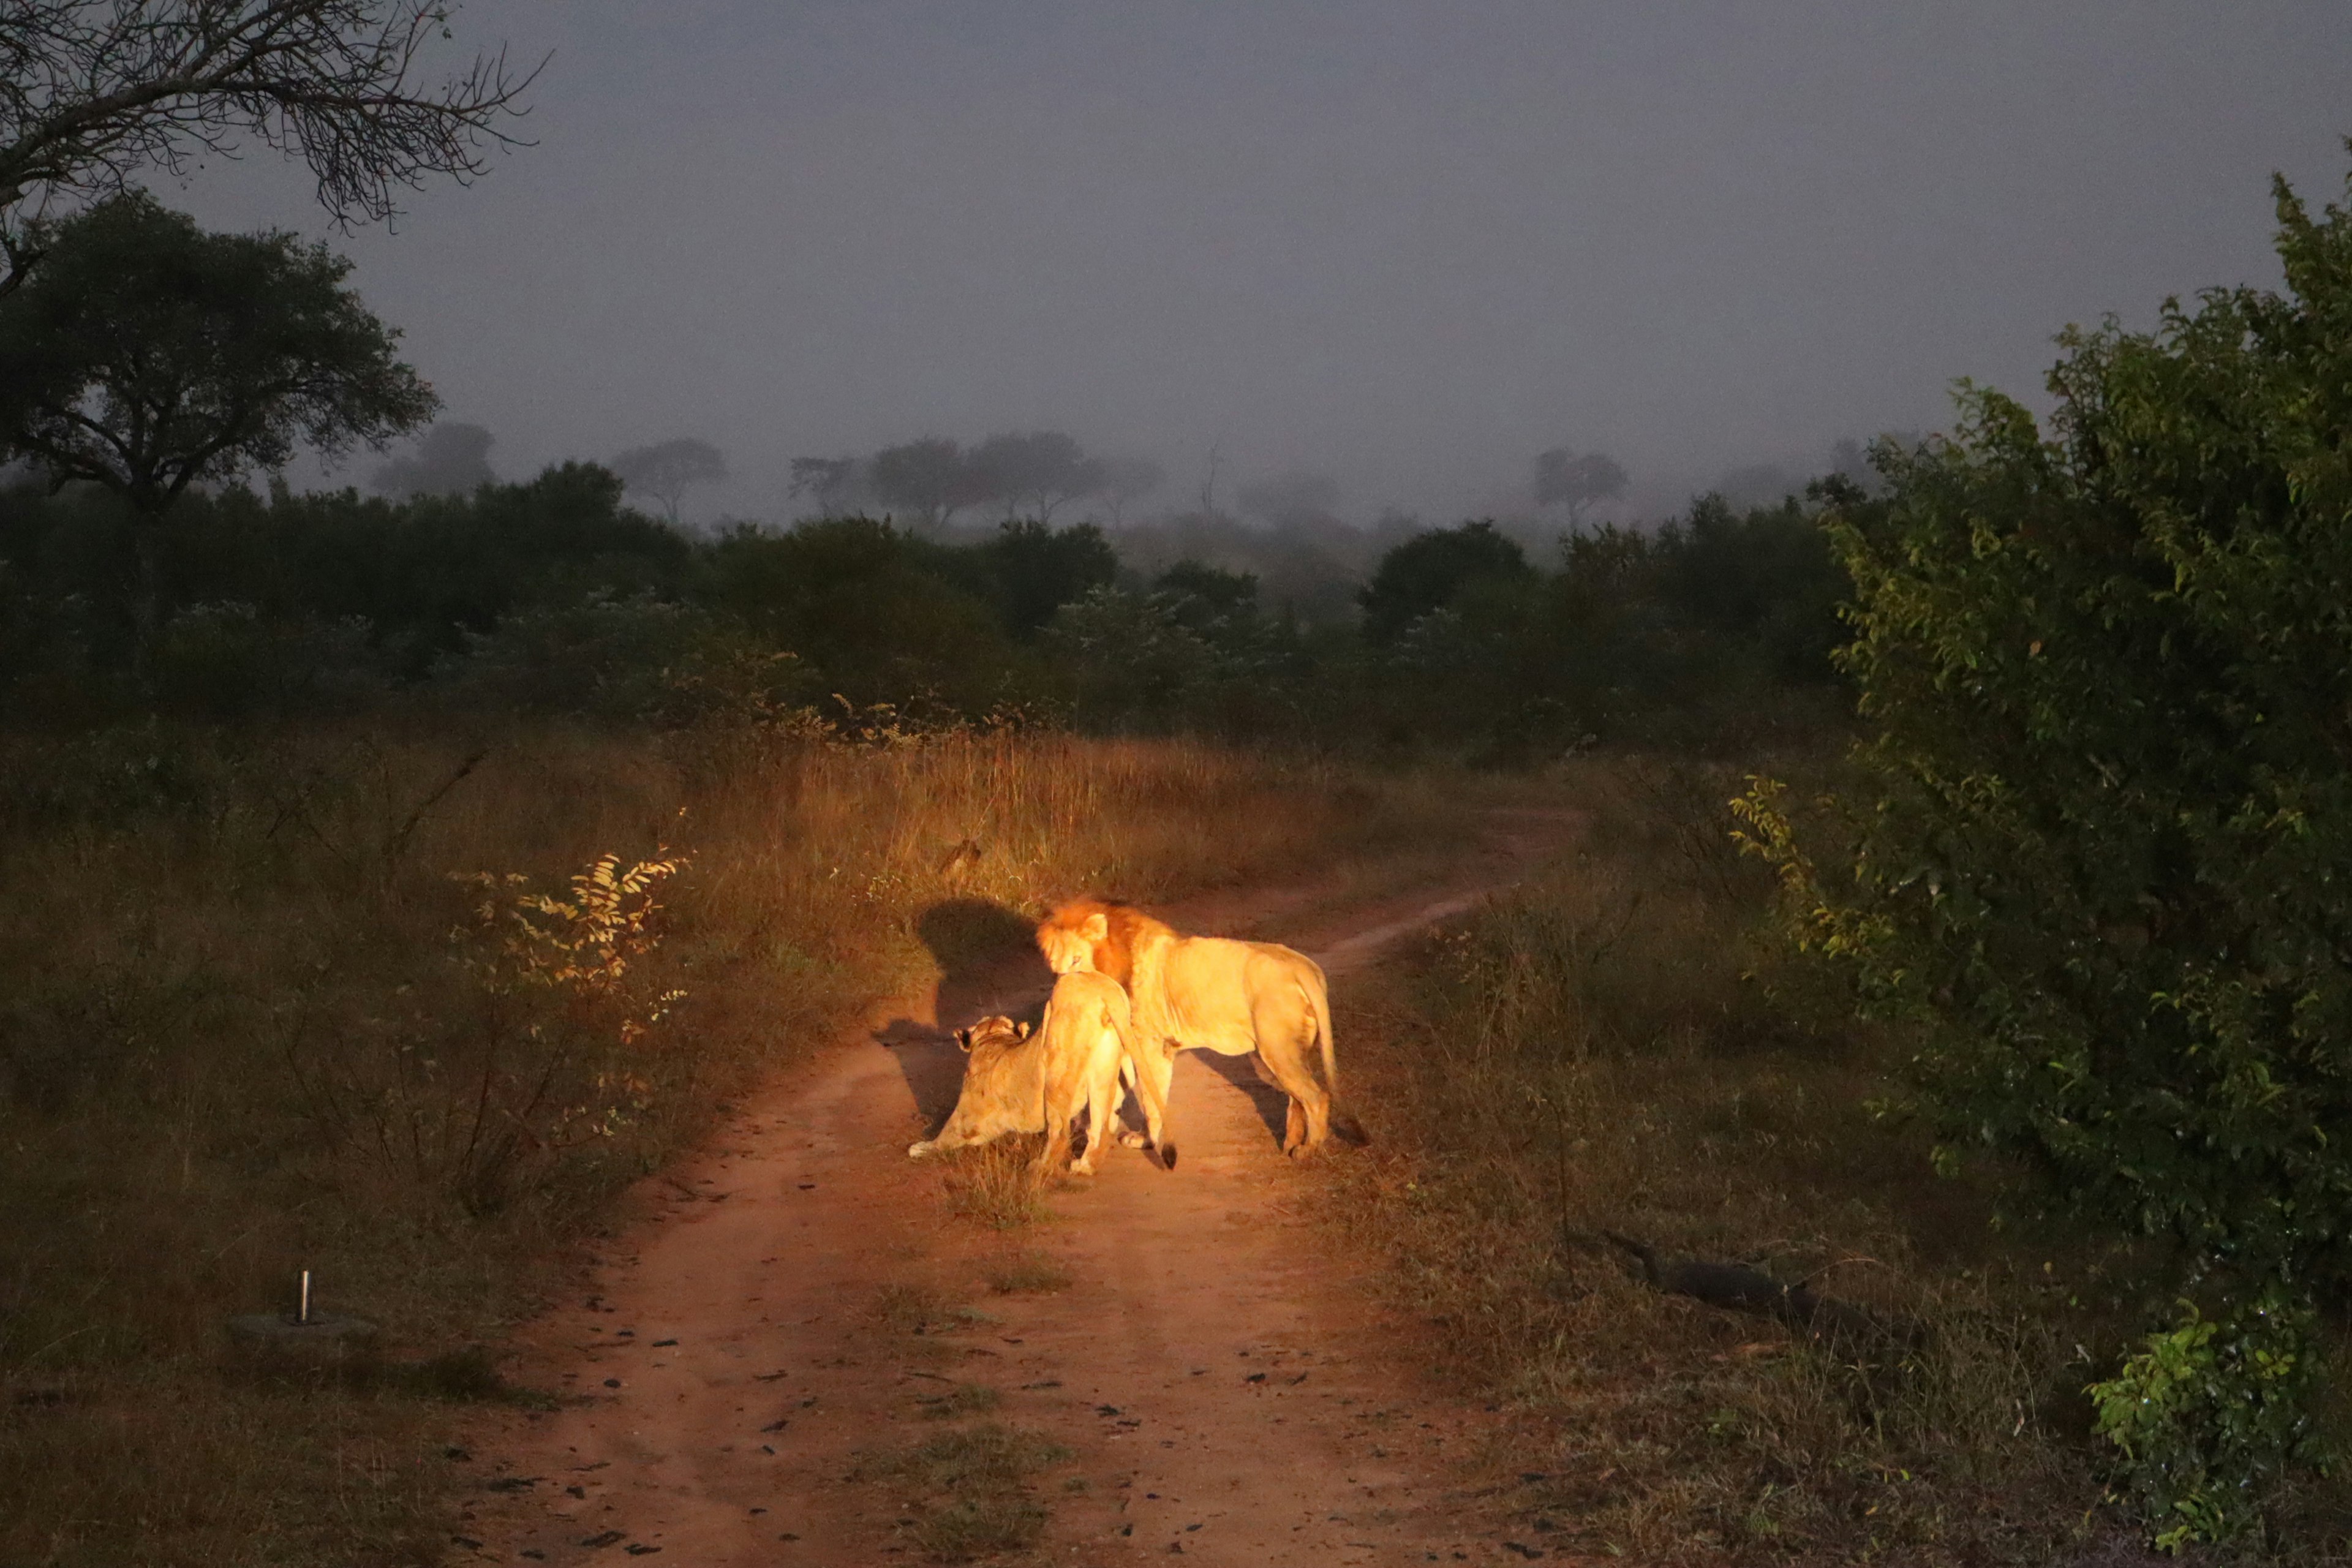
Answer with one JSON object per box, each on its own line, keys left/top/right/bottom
{"left": 1158, "top": 935, "right": 1319, "bottom": 1041}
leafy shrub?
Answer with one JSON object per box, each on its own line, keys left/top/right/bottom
{"left": 1738, "top": 160, "right": 2352, "bottom": 1542}
{"left": 2087, "top": 1291, "right": 2330, "bottom": 1551}
{"left": 1358, "top": 518, "right": 1531, "bottom": 644}
{"left": 435, "top": 590, "right": 815, "bottom": 725}
{"left": 150, "top": 599, "right": 386, "bottom": 718}
{"left": 293, "top": 850, "right": 688, "bottom": 1216}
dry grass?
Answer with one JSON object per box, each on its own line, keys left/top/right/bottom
{"left": 0, "top": 718, "right": 1464, "bottom": 1567}
{"left": 983, "top": 1251, "right": 1072, "bottom": 1295}
{"left": 1325, "top": 752, "right": 2265, "bottom": 1565}
{"left": 939, "top": 1138, "right": 1054, "bottom": 1231}
{"left": 855, "top": 1422, "right": 1074, "bottom": 1561}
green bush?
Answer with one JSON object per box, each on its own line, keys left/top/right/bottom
{"left": 2087, "top": 1291, "right": 2328, "bottom": 1551}
{"left": 1739, "top": 159, "right": 2352, "bottom": 1542}
{"left": 434, "top": 591, "right": 815, "bottom": 726}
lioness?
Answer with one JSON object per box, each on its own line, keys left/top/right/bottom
{"left": 1036, "top": 898, "right": 1368, "bottom": 1161}
{"left": 907, "top": 968, "right": 1161, "bottom": 1175}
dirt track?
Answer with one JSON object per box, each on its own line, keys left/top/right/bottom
{"left": 462, "top": 815, "right": 1575, "bottom": 1566}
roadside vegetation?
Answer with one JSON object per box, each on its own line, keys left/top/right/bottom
{"left": 1337, "top": 167, "right": 2352, "bottom": 1564}
{"left": 0, "top": 724, "right": 1453, "bottom": 1566}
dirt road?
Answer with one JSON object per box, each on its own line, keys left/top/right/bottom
{"left": 462, "top": 816, "right": 1574, "bottom": 1566}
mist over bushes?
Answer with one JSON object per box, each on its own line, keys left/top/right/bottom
{"left": 0, "top": 462, "right": 1852, "bottom": 751}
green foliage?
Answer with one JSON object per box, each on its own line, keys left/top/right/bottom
{"left": 0, "top": 193, "right": 434, "bottom": 516}
{"left": 1741, "top": 160, "right": 2352, "bottom": 1537}
{"left": 0, "top": 464, "right": 692, "bottom": 717}
{"left": 1357, "top": 498, "right": 1850, "bottom": 756}
{"left": 0, "top": 407, "right": 1849, "bottom": 746}
{"left": 703, "top": 516, "right": 1019, "bottom": 710}
{"left": 2087, "top": 1292, "right": 2329, "bottom": 1550}
{"left": 435, "top": 592, "right": 815, "bottom": 726}
{"left": 968, "top": 518, "right": 1118, "bottom": 637}
{"left": 1358, "top": 519, "right": 1531, "bottom": 644}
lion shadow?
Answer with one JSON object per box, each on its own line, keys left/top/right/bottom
{"left": 1187, "top": 1050, "right": 1292, "bottom": 1146}
{"left": 876, "top": 898, "right": 1058, "bottom": 1135}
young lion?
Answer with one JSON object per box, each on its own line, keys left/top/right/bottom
{"left": 1036, "top": 897, "right": 1368, "bottom": 1161}
{"left": 908, "top": 968, "right": 1145, "bottom": 1175}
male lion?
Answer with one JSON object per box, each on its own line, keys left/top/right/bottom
{"left": 907, "top": 968, "right": 1162, "bottom": 1175}
{"left": 1036, "top": 898, "right": 1368, "bottom": 1161}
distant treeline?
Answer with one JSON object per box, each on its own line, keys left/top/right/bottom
{"left": 0, "top": 464, "right": 1850, "bottom": 755}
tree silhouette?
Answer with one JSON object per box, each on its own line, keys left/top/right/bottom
{"left": 1098, "top": 456, "right": 1166, "bottom": 526}
{"left": 966, "top": 431, "right": 1105, "bottom": 522}
{"left": 788, "top": 455, "right": 865, "bottom": 516}
{"left": 611, "top": 437, "right": 726, "bottom": 524}
{"left": 1532, "top": 448, "right": 1628, "bottom": 526}
{"left": 0, "top": 1, "right": 538, "bottom": 295}
{"left": 0, "top": 192, "right": 435, "bottom": 650}
{"left": 869, "top": 437, "right": 990, "bottom": 531}
{"left": 372, "top": 421, "right": 496, "bottom": 497}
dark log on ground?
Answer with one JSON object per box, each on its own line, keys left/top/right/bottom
{"left": 1602, "top": 1231, "right": 1919, "bottom": 1359}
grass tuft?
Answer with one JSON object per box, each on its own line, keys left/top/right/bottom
{"left": 857, "top": 1421, "right": 1072, "bottom": 1562}
{"left": 916, "top": 1382, "right": 1003, "bottom": 1420}
{"left": 939, "top": 1139, "right": 1051, "bottom": 1231}
{"left": 982, "top": 1252, "right": 1072, "bottom": 1295}
{"left": 874, "top": 1283, "right": 957, "bottom": 1336}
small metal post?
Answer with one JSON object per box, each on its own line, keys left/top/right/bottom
{"left": 298, "top": 1269, "right": 311, "bottom": 1325}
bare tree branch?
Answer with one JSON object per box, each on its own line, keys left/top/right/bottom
{"left": 0, "top": 1, "right": 541, "bottom": 294}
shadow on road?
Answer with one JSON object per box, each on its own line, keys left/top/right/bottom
{"left": 1189, "top": 1051, "right": 1290, "bottom": 1148}
{"left": 876, "top": 898, "right": 1057, "bottom": 1134}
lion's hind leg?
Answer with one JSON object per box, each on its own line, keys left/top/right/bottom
{"left": 1253, "top": 990, "right": 1333, "bottom": 1159}
{"left": 1034, "top": 1068, "right": 1082, "bottom": 1175}
{"left": 1072, "top": 1035, "right": 1122, "bottom": 1177}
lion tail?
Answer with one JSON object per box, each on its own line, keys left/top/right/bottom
{"left": 1306, "top": 963, "right": 1371, "bottom": 1148}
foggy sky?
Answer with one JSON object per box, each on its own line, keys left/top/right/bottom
{"left": 164, "top": 2, "right": 2352, "bottom": 526}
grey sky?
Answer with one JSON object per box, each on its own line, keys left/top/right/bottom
{"left": 169, "top": 1, "right": 2352, "bottom": 524}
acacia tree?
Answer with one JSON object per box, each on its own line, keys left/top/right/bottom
{"left": 787, "top": 454, "right": 865, "bottom": 516}
{"left": 610, "top": 436, "right": 726, "bottom": 524}
{"left": 371, "top": 418, "right": 494, "bottom": 496}
{"left": 1096, "top": 455, "right": 1164, "bottom": 526}
{"left": 965, "top": 430, "right": 1104, "bottom": 522}
{"left": 1532, "top": 447, "right": 1627, "bottom": 526}
{"left": 0, "top": 1, "right": 535, "bottom": 293}
{"left": 0, "top": 192, "right": 437, "bottom": 646}
{"left": 1737, "top": 166, "right": 2352, "bottom": 1542}
{"left": 869, "top": 436, "right": 990, "bottom": 531}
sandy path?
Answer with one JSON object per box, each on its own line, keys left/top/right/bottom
{"left": 460, "top": 815, "right": 1575, "bottom": 1566}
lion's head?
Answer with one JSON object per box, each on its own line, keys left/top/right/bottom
{"left": 1035, "top": 898, "right": 1166, "bottom": 986}
{"left": 952, "top": 1015, "right": 1030, "bottom": 1054}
